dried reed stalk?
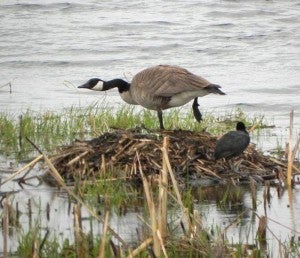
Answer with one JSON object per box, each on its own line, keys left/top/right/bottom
{"left": 249, "top": 177, "right": 257, "bottom": 210}
{"left": 2, "top": 197, "right": 9, "bottom": 258}
{"left": 263, "top": 182, "right": 271, "bottom": 215}
{"left": 249, "top": 123, "right": 259, "bottom": 132}
{"left": 0, "top": 154, "right": 43, "bottom": 186}
{"left": 43, "top": 153, "right": 65, "bottom": 185}
{"left": 287, "top": 186, "right": 294, "bottom": 218}
{"left": 32, "top": 239, "right": 39, "bottom": 258}
{"left": 156, "top": 229, "right": 168, "bottom": 258}
{"left": 137, "top": 152, "right": 161, "bottom": 257}
{"left": 73, "top": 204, "right": 87, "bottom": 257}
{"left": 66, "top": 150, "right": 89, "bottom": 167}
{"left": 287, "top": 110, "right": 294, "bottom": 186}
{"left": 191, "top": 209, "right": 203, "bottom": 237}
{"left": 287, "top": 110, "right": 300, "bottom": 186}
{"left": 126, "top": 237, "right": 153, "bottom": 258}
{"left": 98, "top": 211, "right": 110, "bottom": 258}
{"left": 111, "top": 140, "right": 134, "bottom": 161}
{"left": 256, "top": 215, "right": 267, "bottom": 249}
{"left": 195, "top": 164, "right": 222, "bottom": 179}
{"left": 162, "top": 145, "right": 192, "bottom": 236}
{"left": 158, "top": 137, "right": 169, "bottom": 239}
{"left": 292, "top": 137, "right": 300, "bottom": 161}
{"left": 100, "top": 154, "right": 106, "bottom": 173}
{"left": 269, "top": 158, "right": 300, "bottom": 173}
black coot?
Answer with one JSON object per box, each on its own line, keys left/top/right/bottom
{"left": 214, "top": 122, "right": 250, "bottom": 160}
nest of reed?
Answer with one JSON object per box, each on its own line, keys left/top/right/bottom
{"left": 45, "top": 127, "right": 291, "bottom": 186}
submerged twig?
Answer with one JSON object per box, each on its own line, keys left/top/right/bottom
{"left": 0, "top": 81, "right": 12, "bottom": 93}
{"left": 0, "top": 155, "right": 43, "bottom": 186}
{"left": 39, "top": 229, "right": 50, "bottom": 254}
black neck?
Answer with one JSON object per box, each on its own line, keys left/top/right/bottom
{"left": 104, "top": 79, "right": 130, "bottom": 93}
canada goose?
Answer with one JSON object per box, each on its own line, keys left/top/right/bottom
{"left": 214, "top": 122, "right": 250, "bottom": 160}
{"left": 78, "top": 65, "right": 225, "bottom": 129}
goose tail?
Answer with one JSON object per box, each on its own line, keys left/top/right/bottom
{"left": 206, "top": 84, "right": 226, "bottom": 95}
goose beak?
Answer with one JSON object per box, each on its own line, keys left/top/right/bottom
{"left": 78, "top": 82, "right": 89, "bottom": 89}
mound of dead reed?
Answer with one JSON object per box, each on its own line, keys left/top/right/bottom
{"left": 46, "top": 127, "right": 293, "bottom": 186}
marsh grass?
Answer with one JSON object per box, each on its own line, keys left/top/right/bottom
{"left": 217, "top": 185, "right": 244, "bottom": 211}
{"left": 16, "top": 224, "right": 112, "bottom": 258}
{"left": 17, "top": 226, "right": 60, "bottom": 258}
{"left": 0, "top": 103, "right": 267, "bottom": 161}
{"left": 2, "top": 104, "right": 298, "bottom": 257}
{"left": 83, "top": 177, "right": 143, "bottom": 213}
{"left": 3, "top": 173, "right": 299, "bottom": 257}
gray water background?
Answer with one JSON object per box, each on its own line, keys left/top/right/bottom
{"left": 0, "top": 0, "right": 300, "bottom": 255}
{"left": 0, "top": 0, "right": 299, "bottom": 128}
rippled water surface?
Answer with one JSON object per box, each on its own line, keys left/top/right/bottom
{"left": 0, "top": 0, "right": 299, "bottom": 255}
{"left": 0, "top": 0, "right": 299, "bottom": 128}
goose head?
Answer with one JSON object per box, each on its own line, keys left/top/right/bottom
{"left": 78, "top": 78, "right": 104, "bottom": 91}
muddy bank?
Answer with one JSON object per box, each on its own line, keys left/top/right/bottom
{"left": 45, "top": 128, "right": 295, "bottom": 186}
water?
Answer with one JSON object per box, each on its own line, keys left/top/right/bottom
{"left": 0, "top": 175, "right": 142, "bottom": 252}
{"left": 0, "top": 1, "right": 299, "bottom": 125}
{"left": 0, "top": 0, "right": 299, "bottom": 255}
{"left": 1, "top": 171, "right": 300, "bottom": 255}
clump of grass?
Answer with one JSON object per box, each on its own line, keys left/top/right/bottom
{"left": 0, "top": 103, "right": 268, "bottom": 161}
{"left": 17, "top": 226, "right": 60, "bottom": 258}
{"left": 217, "top": 185, "right": 244, "bottom": 212}
{"left": 0, "top": 114, "right": 18, "bottom": 154}
{"left": 205, "top": 107, "right": 268, "bottom": 135}
{"left": 16, "top": 222, "right": 116, "bottom": 258}
{"left": 82, "top": 176, "right": 143, "bottom": 214}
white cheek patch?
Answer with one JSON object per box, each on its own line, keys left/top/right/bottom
{"left": 93, "top": 81, "right": 104, "bottom": 91}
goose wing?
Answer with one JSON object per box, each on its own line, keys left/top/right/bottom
{"left": 132, "top": 65, "right": 211, "bottom": 97}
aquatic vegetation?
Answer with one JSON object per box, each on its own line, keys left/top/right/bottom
{"left": 3, "top": 172, "right": 298, "bottom": 257}
{"left": 1, "top": 105, "right": 299, "bottom": 257}
{"left": 17, "top": 226, "right": 60, "bottom": 258}
{"left": 83, "top": 176, "right": 143, "bottom": 213}
{"left": 1, "top": 162, "right": 300, "bottom": 257}
{"left": 0, "top": 104, "right": 268, "bottom": 161}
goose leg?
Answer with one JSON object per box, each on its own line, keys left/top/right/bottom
{"left": 192, "top": 97, "right": 202, "bottom": 122}
{"left": 157, "top": 110, "right": 164, "bottom": 129}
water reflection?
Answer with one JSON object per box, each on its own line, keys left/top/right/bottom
{"left": 192, "top": 182, "right": 300, "bottom": 254}
{"left": 1, "top": 172, "right": 299, "bottom": 254}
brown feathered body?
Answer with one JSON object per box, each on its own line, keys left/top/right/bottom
{"left": 78, "top": 64, "right": 225, "bottom": 129}
{"left": 121, "top": 65, "right": 224, "bottom": 111}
